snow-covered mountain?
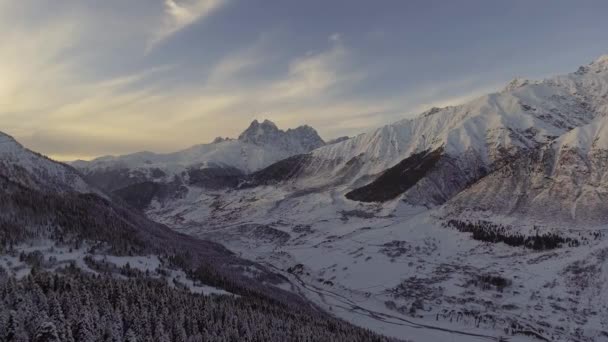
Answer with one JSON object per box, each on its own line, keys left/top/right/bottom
{"left": 34, "top": 54, "right": 608, "bottom": 342}
{"left": 72, "top": 119, "right": 326, "bottom": 192}
{"left": 238, "top": 119, "right": 325, "bottom": 153}
{"left": 115, "top": 55, "right": 608, "bottom": 342}
{"left": 248, "top": 55, "right": 608, "bottom": 206}
{"left": 446, "top": 115, "right": 608, "bottom": 226}
{"left": 0, "top": 131, "right": 94, "bottom": 193}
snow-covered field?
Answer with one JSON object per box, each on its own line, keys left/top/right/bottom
{"left": 147, "top": 185, "right": 608, "bottom": 342}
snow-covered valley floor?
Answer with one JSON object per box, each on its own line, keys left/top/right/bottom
{"left": 147, "top": 186, "right": 608, "bottom": 342}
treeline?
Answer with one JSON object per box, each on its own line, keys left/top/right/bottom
{"left": 0, "top": 268, "right": 395, "bottom": 342}
{"left": 0, "top": 175, "right": 290, "bottom": 304}
{"left": 444, "top": 220, "right": 579, "bottom": 250}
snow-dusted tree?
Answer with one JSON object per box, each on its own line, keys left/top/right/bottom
{"left": 5, "top": 310, "right": 29, "bottom": 342}
{"left": 34, "top": 321, "right": 61, "bottom": 342}
{"left": 124, "top": 328, "right": 138, "bottom": 342}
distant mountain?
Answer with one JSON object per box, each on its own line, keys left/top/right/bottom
{"left": 238, "top": 119, "right": 325, "bottom": 153}
{"left": 72, "top": 119, "right": 326, "bottom": 194}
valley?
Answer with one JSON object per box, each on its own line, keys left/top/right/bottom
{"left": 72, "top": 55, "right": 608, "bottom": 341}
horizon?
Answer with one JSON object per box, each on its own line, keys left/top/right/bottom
{"left": 1, "top": 1, "right": 608, "bottom": 161}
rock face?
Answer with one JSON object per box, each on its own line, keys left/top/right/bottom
{"left": 238, "top": 119, "right": 325, "bottom": 153}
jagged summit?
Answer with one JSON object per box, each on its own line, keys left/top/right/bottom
{"left": 238, "top": 119, "right": 281, "bottom": 144}
{"left": 238, "top": 119, "right": 324, "bottom": 151}
{"left": 237, "top": 119, "right": 325, "bottom": 154}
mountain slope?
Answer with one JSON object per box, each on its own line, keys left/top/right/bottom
{"left": 446, "top": 116, "right": 608, "bottom": 225}
{"left": 242, "top": 55, "right": 608, "bottom": 207}
{"left": 0, "top": 132, "right": 94, "bottom": 193}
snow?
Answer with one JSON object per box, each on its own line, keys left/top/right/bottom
{"left": 146, "top": 180, "right": 608, "bottom": 341}
{"left": 554, "top": 116, "right": 608, "bottom": 153}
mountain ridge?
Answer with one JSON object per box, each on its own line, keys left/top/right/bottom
{"left": 14, "top": 54, "right": 608, "bottom": 342}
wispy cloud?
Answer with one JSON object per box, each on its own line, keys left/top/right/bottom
{"left": 269, "top": 44, "right": 351, "bottom": 100}
{"left": 148, "top": 0, "right": 228, "bottom": 51}
{"left": 0, "top": 2, "right": 509, "bottom": 161}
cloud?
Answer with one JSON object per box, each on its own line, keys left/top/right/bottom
{"left": 205, "top": 44, "right": 266, "bottom": 86}
{"left": 0, "top": 2, "right": 507, "bottom": 161}
{"left": 265, "top": 42, "right": 364, "bottom": 102}
{"left": 148, "top": 0, "right": 227, "bottom": 51}
{"left": 329, "top": 33, "right": 342, "bottom": 42}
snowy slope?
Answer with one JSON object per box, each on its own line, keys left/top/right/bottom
{"left": 147, "top": 177, "right": 608, "bottom": 342}
{"left": 446, "top": 115, "right": 608, "bottom": 226}
{"left": 248, "top": 55, "right": 608, "bottom": 206}
{"left": 0, "top": 131, "right": 93, "bottom": 193}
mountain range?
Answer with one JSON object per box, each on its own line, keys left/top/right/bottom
{"left": 3, "top": 55, "right": 608, "bottom": 341}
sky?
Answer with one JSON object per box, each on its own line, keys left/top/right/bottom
{"left": 1, "top": 0, "right": 608, "bottom": 161}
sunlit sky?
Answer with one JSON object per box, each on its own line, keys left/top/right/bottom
{"left": 1, "top": 0, "right": 607, "bottom": 160}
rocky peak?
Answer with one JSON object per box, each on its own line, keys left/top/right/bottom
{"left": 238, "top": 119, "right": 325, "bottom": 153}
{"left": 238, "top": 119, "right": 282, "bottom": 145}
{"left": 286, "top": 125, "right": 325, "bottom": 152}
